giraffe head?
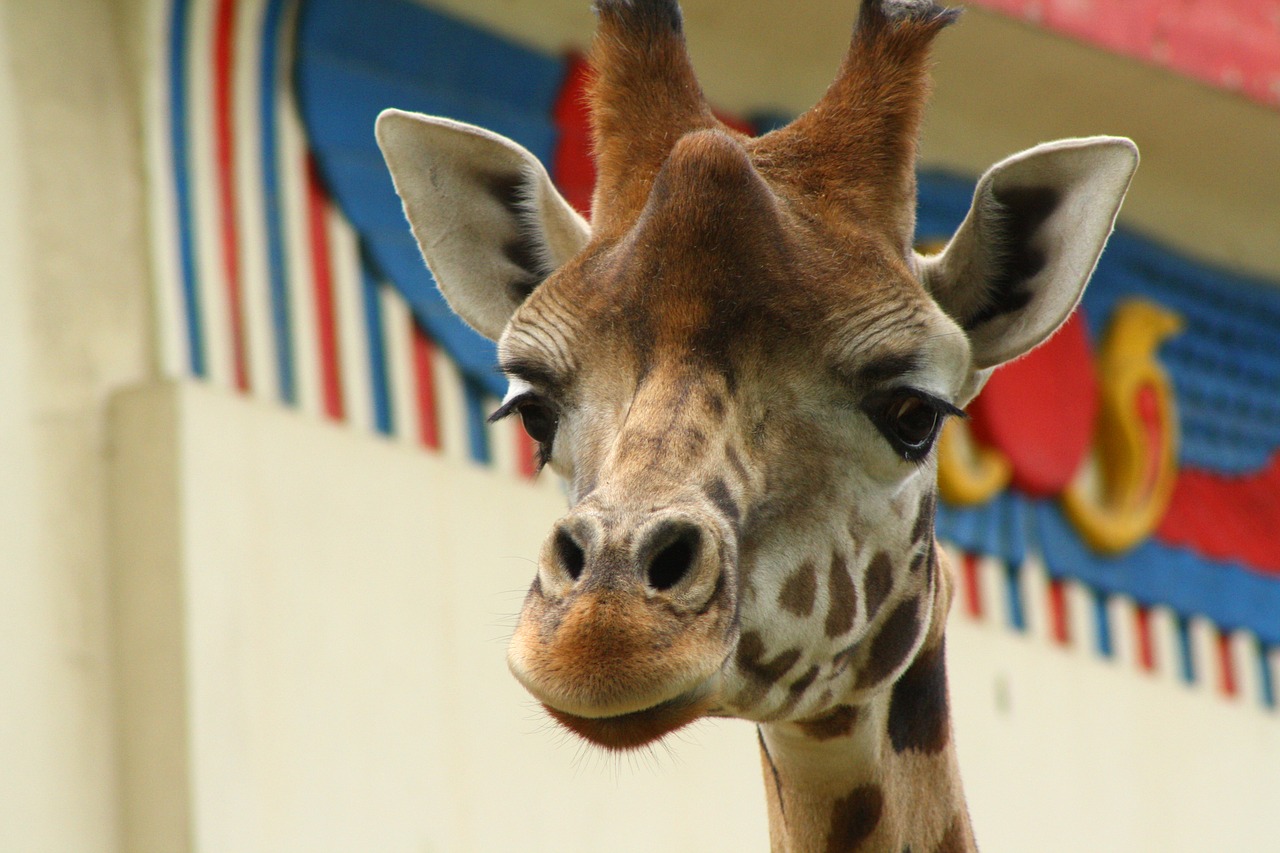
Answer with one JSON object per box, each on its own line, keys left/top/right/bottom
{"left": 378, "top": 0, "right": 1136, "bottom": 751}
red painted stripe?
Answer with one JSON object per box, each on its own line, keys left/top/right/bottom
{"left": 1047, "top": 578, "right": 1070, "bottom": 646}
{"left": 304, "top": 154, "right": 344, "bottom": 421}
{"left": 961, "top": 553, "right": 983, "bottom": 619}
{"left": 410, "top": 320, "right": 440, "bottom": 450}
{"left": 1135, "top": 606, "right": 1156, "bottom": 672}
{"left": 1217, "top": 631, "right": 1239, "bottom": 698}
{"left": 212, "top": 0, "right": 249, "bottom": 392}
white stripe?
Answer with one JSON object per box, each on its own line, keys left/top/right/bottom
{"left": 329, "top": 207, "right": 373, "bottom": 433}
{"left": 976, "top": 555, "right": 1006, "bottom": 630}
{"left": 1105, "top": 594, "right": 1139, "bottom": 670}
{"left": 232, "top": 0, "right": 278, "bottom": 402}
{"left": 1019, "top": 556, "right": 1050, "bottom": 643}
{"left": 380, "top": 284, "right": 419, "bottom": 446}
{"left": 1229, "top": 630, "right": 1261, "bottom": 707}
{"left": 1148, "top": 605, "right": 1182, "bottom": 683}
{"left": 187, "top": 0, "right": 234, "bottom": 389}
{"left": 1188, "top": 615, "right": 1218, "bottom": 694}
{"left": 276, "top": 53, "right": 321, "bottom": 418}
{"left": 487, "top": 394, "right": 519, "bottom": 478}
{"left": 143, "top": 0, "right": 188, "bottom": 379}
{"left": 1064, "top": 579, "right": 1095, "bottom": 657}
{"left": 431, "top": 344, "right": 469, "bottom": 465}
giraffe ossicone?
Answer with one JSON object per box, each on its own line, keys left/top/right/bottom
{"left": 378, "top": 1, "right": 1136, "bottom": 849}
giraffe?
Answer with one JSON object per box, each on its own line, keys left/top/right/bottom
{"left": 376, "top": 1, "right": 1137, "bottom": 849}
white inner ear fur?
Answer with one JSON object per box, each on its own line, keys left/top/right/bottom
{"left": 514, "top": 160, "right": 592, "bottom": 281}
{"left": 376, "top": 109, "right": 591, "bottom": 340}
{"left": 919, "top": 136, "right": 1138, "bottom": 371}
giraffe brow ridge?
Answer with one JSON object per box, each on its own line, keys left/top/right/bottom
{"left": 855, "top": 350, "right": 925, "bottom": 386}
{"left": 498, "top": 355, "right": 569, "bottom": 395}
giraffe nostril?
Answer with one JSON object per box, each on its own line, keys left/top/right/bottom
{"left": 555, "top": 529, "right": 586, "bottom": 582}
{"left": 646, "top": 525, "right": 701, "bottom": 591}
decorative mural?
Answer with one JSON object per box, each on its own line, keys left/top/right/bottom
{"left": 151, "top": 0, "right": 509, "bottom": 465}
{"left": 152, "top": 0, "right": 1280, "bottom": 709}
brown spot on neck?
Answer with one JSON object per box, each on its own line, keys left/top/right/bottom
{"left": 737, "top": 630, "right": 802, "bottom": 684}
{"left": 796, "top": 704, "right": 860, "bottom": 741}
{"left": 911, "top": 492, "right": 936, "bottom": 545}
{"left": 887, "top": 639, "right": 950, "bottom": 754}
{"left": 826, "top": 784, "right": 884, "bottom": 853}
{"left": 864, "top": 551, "right": 894, "bottom": 621}
{"left": 774, "top": 664, "right": 823, "bottom": 718}
{"left": 779, "top": 560, "right": 819, "bottom": 617}
{"left": 825, "top": 553, "right": 857, "bottom": 637}
{"left": 855, "top": 596, "right": 922, "bottom": 689}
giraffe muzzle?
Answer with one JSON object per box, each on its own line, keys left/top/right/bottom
{"left": 507, "top": 506, "right": 738, "bottom": 747}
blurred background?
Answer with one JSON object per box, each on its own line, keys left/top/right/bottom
{"left": 2, "top": 0, "right": 1278, "bottom": 850}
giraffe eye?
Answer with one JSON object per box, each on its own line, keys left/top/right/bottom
{"left": 865, "top": 390, "right": 960, "bottom": 462}
{"left": 888, "top": 395, "right": 938, "bottom": 446}
{"left": 488, "top": 393, "right": 559, "bottom": 447}
{"left": 516, "top": 400, "right": 558, "bottom": 445}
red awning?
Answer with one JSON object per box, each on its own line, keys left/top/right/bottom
{"left": 972, "top": 0, "right": 1280, "bottom": 109}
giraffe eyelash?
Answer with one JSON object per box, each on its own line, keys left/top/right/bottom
{"left": 487, "top": 393, "right": 527, "bottom": 425}
{"left": 912, "top": 392, "right": 967, "bottom": 421}
{"left": 489, "top": 392, "right": 559, "bottom": 473}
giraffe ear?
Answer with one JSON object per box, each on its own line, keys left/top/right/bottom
{"left": 918, "top": 136, "right": 1138, "bottom": 370}
{"left": 376, "top": 109, "right": 591, "bottom": 340}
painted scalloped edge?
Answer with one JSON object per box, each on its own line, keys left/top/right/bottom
{"left": 943, "top": 543, "right": 1278, "bottom": 712}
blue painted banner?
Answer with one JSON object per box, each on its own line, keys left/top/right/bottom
{"left": 295, "top": 0, "right": 564, "bottom": 398}
{"left": 294, "top": 0, "right": 1280, "bottom": 654}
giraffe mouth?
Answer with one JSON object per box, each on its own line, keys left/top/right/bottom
{"left": 541, "top": 687, "right": 712, "bottom": 751}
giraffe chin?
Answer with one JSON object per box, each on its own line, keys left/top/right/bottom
{"left": 542, "top": 691, "right": 711, "bottom": 751}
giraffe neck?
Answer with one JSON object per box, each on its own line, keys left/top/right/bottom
{"left": 755, "top": 552, "right": 977, "bottom": 853}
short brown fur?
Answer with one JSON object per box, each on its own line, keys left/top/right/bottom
{"left": 506, "top": 4, "right": 977, "bottom": 849}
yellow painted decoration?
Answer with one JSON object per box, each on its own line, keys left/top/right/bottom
{"left": 937, "top": 417, "right": 1013, "bottom": 506}
{"left": 1062, "top": 300, "right": 1184, "bottom": 554}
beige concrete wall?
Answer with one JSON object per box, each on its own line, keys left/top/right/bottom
{"left": 951, "top": 617, "right": 1280, "bottom": 852}
{"left": 108, "top": 381, "right": 1280, "bottom": 852}
{"left": 0, "top": 0, "right": 153, "bottom": 850}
